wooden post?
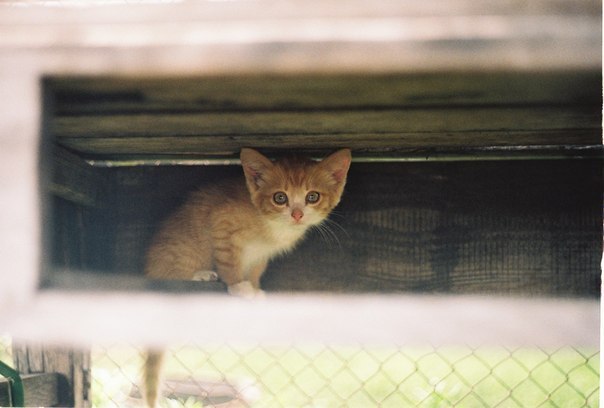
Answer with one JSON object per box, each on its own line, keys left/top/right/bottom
{"left": 12, "top": 344, "right": 90, "bottom": 407}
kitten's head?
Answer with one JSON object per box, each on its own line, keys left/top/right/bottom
{"left": 241, "top": 148, "right": 351, "bottom": 228}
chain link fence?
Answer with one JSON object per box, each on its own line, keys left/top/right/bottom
{"left": 0, "top": 335, "right": 599, "bottom": 406}
{"left": 92, "top": 343, "right": 599, "bottom": 407}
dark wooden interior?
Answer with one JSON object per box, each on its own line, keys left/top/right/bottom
{"left": 45, "top": 72, "right": 602, "bottom": 296}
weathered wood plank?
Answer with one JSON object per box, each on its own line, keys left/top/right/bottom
{"left": 25, "top": 345, "right": 45, "bottom": 373}
{"left": 52, "top": 107, "right": 600, "bottom": 155}
{"left": 72, "top": 351, "right": 90, "bottom": 408}
{"left": 57, "top": 130, "right": 600, "bottom": 157}
{"left": 0, "top": 373, "right": 60, "bottom": 407}
{"left": 47, "top": 72, "right": 601, "bottom": 115}
{"left": 53, "top": 108, "right": 599, "bottom": 137}
{"left": 12, "top": 345, "right": 90, "bottom": 407}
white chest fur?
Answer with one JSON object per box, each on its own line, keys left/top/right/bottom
{"left": 240, "top": 221, "right": 308, "bottom": 274}
{"left": 270, "top": 222, "right": 308, "bottom": 247}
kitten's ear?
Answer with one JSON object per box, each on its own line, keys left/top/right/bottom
{"left": 320, "top": 148, "right": 352, "bottom": 183}
{"left": 240, "top": 148, "right": 274, "bottom": 190}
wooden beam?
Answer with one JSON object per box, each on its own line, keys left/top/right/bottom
{"left": 46, "top": 72, "right": 601, "bottom": 116}
{"left": 7, "top": 292, "right": 600, "bottom": 349}
{"left": 52, "top": 107, "right": 600, "bottom": 155}
{"left": 0, "top": 1, "right": 600, "bottom": 72}
{"left": 48, "top": 72, "right": 601, "bottom": 157}
{"left": 0, "top": 373, "right": 60, "bottom": 407}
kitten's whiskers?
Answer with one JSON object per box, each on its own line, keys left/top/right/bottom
{"left": 314, "top": 217, "right": 347, "bottom": 248}
{"left": 323, "top": 217, "right": 349, "bottom": 239}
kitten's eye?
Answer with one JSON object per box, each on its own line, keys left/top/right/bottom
{"left": 273, "top": 192, "right": 288, "bottom": 205}
{"left": 306, "top": 191, "right": 320, "bottom": 204}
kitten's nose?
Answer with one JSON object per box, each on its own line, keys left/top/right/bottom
{"left": 291, "top": 208, "right": 304, "bottom": 222}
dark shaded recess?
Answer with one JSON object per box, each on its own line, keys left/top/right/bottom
{"left": 49, "top": 159, "right": 601, "bottom": 297}
{"left": 264, "top": 160, "right": 602, "bottom": 296}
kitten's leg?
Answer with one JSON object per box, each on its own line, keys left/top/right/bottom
{"left": 213, "top": 250, "right": 254, "bottom": 298}
{"left": 213, "top": 253, "right": 242, "bottom": 286}
{"left": 213, "top": 230, "right": 265, "bottom": 298}
{"left": 143, "top": 349, "right": 165, "bottom": 408}
{"left": 227, "top": 260, "right": 268, "bottom": 298}
{"left": 212, "top": 237, "right": 251, "bottom": 296}
{"left": 217, "top": 258, "right": 267, "bottom": 299}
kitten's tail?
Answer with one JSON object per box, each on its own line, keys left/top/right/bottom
{"left": 143, "top": 349, "right": 165, "bottom": 408}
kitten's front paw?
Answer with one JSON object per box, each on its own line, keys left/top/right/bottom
{"left": 228, "top": 281, "right": 266, "bottom": 299}
{"left": 192, "top": 270, "right": 219, "bottom": 282}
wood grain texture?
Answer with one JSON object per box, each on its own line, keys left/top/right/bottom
{"left": 48, "top": 72, "right": 601, "bottom": 157}
{"left": 53, "top": 108, "right": 598, "bottom": 150}
{"left": 47, "top": 72, "right": 600, "bottom": 115}
{"left": 0, "top": 373, "right": 60, "bottom": 407}
{"left": 12, "top": 344, "right": 90, "bottom": 407}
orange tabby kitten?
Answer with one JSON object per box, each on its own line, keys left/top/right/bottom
{"left": 143, "top": 148, "right": 351, "bottom": 407}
